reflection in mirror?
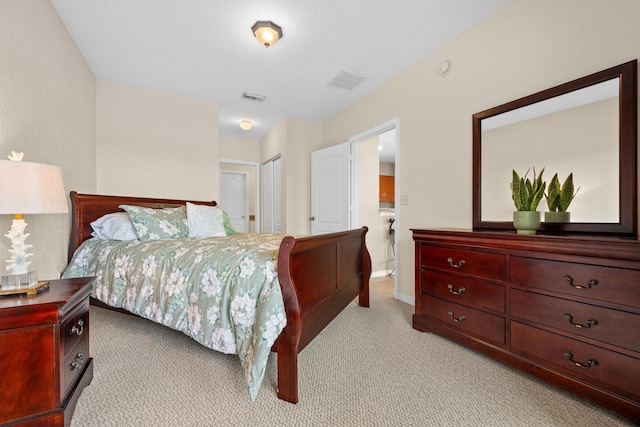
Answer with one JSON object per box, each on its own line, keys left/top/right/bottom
{"left": 481, "top": 79, "right": 619, "bottom": 223}
{"left": 473, "top": 60, "right": 637, "bottom": 236}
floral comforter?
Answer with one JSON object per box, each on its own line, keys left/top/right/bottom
{"left": 62, "top": 233, "right": 288, "bottom": 400}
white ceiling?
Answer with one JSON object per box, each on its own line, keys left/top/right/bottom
{"left": 50, "top": 0, "right": 510, "bottom": 139}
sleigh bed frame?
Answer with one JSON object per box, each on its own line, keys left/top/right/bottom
{"left": 67, "top": 191, "right": 371, "bottom": 403}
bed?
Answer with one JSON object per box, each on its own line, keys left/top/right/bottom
{"left": 63, "top": 191, "right": 371, "bottom": 403}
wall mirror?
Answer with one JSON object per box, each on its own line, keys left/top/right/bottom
{"left": 473, "top": 60, "right": 637, "bottom": 236}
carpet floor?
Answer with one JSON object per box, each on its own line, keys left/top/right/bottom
{"left": 70, "top": 281, "right": 634, "bottom": 426}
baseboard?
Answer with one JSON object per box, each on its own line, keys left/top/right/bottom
{"left": 371, "top": 270, "right": 393, "bottom": 278}
{"left": 396, "top": 293, "right": 415, "bottom": 306}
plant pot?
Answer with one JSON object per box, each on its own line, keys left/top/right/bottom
{"left": 545, "top": 211, "right": 570, "bottom": 223}
{"left": 513, "top": 211, "right": 541, "bottom": 235}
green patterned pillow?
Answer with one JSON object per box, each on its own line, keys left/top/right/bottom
{"left": 119, "top": 205, "right": 188, "bottom": 240}
{"left": 222, "top": 210, "right": 237, "bottom": 235}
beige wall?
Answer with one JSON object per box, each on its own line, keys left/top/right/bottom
{"left": 285, "top": 117, "right": 324, "bottom": 234}
{"left": 0, "top": 0, "right": 96, "bottom": 279}
{"left": 96, "top": 80, "right": 219, "bottom": 200}
{"left": 322, "top": 0, "right": 640, "bottom": 302}
{"left": 380, "top": 162, "right": 395, "bottom": 176}
{"left": 220, "top": 134, "right": 260, "bottom": 163}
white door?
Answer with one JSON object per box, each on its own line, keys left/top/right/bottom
{"left": 311, "top": 142, "right": 351, "bottom": 235}
{"left": 219, "top": 171, "right": 248, "bottom": 232}
{"left": 273, "top": 157, "right": 282, "bottom": 232}
{"left": 262, "top": 156, "right": 282, "bottom": 233}
{"left": 263, "top": 161, "right": 273, "bottom": 233}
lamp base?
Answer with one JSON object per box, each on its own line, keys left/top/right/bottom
{"left": 0, "top": 271, "right": 40, "bottom": 294}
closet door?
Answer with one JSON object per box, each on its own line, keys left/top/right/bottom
{"left": 263, "top": 160, "right": 274, "bottom": 234}
{"left": 273, "top": 157, "right": 282, "bottom": 233}
{"left": 262, "top": 156, "right": 282, "bottom": 234}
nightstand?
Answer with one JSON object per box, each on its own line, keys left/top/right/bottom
{"left": 0, "top": 277, "right": 95, "bottom": 427}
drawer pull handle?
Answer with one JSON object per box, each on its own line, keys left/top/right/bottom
{"left": 70, "top": 319, "right": 85, "bottom": 336}
{"left": 563, "top": 350, "right": 598, "bottom": 369}
{"left": 447, "top": 311, "right": 466, "bottom": 323}
{"left": 563, "top": 313, "right": 598, "bottom": 329}
{"left": 447, "top": 257, "right": 466, "bottom": 268}
{"left": 447, "top": 284, "right": 466, "bottom": 295}
{"left": 70, "top": 352, "right": 85, "bottom": 371}
{"left": 563, "top": 275, "right": 598, "bottom": 290}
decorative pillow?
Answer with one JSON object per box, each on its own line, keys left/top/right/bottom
{"left": 186, "top": 202, "right": 226, "bottom": 238}
{"left": 222, "top": 210, "right": 237, "bottom": 235}
{"left": 119, "top": 205, "right": 188, "bottom": 241}
{"left": 91, "top": 212, "right": 138, "bottom": 241}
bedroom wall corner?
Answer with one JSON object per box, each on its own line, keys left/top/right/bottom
{"left": 286, "top": 117, "right": 323, "bottom": 235}
{"left": 96, "top": 80, "right": 220, "bottom": 201}
{"left": 258, "top": 116, "right": 322, "bottom": 235}
{"left": 0, "top": 0, "right": 96, "bottom": 280}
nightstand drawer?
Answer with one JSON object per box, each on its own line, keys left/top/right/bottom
{"left": 420, "top": 245, "right": 504, "bottom": 281}
{"left": 62, "top": 299, "right": 89, "bottom": 356}
{"left": 0, "top": 278, "right": 94, "bottom": 427}
{"left": 511, "top": 321, "right": 640, "bottom": 398}
{"left": 421, "top": 269, "right": 505, "bottom": 313}
{"left": 420, "top": 294, "right": 505, "bottom": 344}
{"left": 511, "top": 289, "right": 640, "bottom": 353}
{"left": 62, "top": 334, "right": 89, "bottom": 395}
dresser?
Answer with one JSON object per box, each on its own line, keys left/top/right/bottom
{"left": 0, "top": 277, "right": 95, "bottom": 427}
{"left": 412, "top": 229, "right": 640, "bottom": 423}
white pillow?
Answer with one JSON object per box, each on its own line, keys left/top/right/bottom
{"left": 90, "top": 212, "right": 138, "bottom": 241}
{"left": 187, "top": 202, "right": 226, "bottom": 238}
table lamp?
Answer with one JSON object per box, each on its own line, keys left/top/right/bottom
{"left": 0, "top": 152, "right": 67, "bottom": 291}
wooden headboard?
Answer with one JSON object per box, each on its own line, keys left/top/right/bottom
{"left": 68, "top": 191, "right": 217, "bottom": 261}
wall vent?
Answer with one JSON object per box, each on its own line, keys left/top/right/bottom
{"left": 328, "top": 70, "right": 367, "bottom": 90}
{"left": 241, "top": 92, "right": 266, "bottom": 102}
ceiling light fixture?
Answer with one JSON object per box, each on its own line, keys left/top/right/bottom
{"left": 240, "top": 120, "right": 252, "bottom": 130}
{"left": 252, "top": 21, "right": 283, "bottom": 48}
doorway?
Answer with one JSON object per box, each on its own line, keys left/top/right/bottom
{"left": 219, "top": 159, "right": 259, "bottom": 233}
{"left": 349, "top": 119, "right": 399, "bottom": 299}
{"left": 220, "top": 171, "right": 248, "bottom": 232}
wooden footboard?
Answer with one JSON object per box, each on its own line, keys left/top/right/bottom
{"left": 275, "top": 228, "right": 371, "bottom": 403}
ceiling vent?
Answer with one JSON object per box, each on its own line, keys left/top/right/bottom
{"left": 241, "top": 92, "right": 266, "bottom": 102}
{"left": 328, "top": 70, "right": 367, "bottom": 90}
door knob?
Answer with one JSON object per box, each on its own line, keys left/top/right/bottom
{"left": 310, "top": 216, "right": 315, "bottom": 221}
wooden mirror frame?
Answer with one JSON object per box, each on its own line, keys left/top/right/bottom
{"left": 473, "top": 60, "right": 637, "bottom": 236}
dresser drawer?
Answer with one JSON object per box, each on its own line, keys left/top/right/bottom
{"left": 420, "top": 294, "right": 505, "bottom": 344}
{"left": 61, "top": 299, "right": 89, "bottom": 356}
{"left": 421, "top": 269, "right": 505, "bottom": 313}
{"left": 511, "top": 289, "right": 640, "bottom": 353}
{"left": 511, "top": 321, "right": 640, "bottom": 398}
{"left": 420, "top": 245, "right": 505, "bottom": 281}
{"left": 511, "top": 256, "right": 640, "bottom": 308}
{"left": 62, "top": 334, "right": 89, "bottom": 395}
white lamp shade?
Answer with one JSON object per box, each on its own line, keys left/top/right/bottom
{"left": 0, "top": 160, "right": 68, "bottom": 214}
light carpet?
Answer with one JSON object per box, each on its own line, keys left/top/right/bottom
{"left": 70, "top": 283, "right": 634, "bottom": 426}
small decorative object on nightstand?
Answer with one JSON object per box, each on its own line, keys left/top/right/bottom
{"left": 0, "top": 277, "right": 95, "bottom": 426}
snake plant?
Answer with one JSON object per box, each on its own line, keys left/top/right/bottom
{"left": 511, "top": 168, "right": 546, "bottom": 211}
{"left": 546, "top": 173, "right": 579, "bottom": 212}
